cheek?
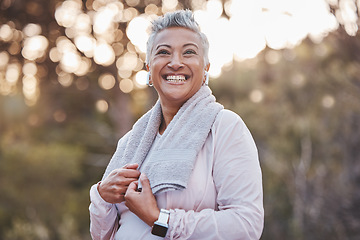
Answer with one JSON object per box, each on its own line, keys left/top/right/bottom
{"left": 149, "top": 64, "right": 161, "bottom": 77}
{"left": 189, "top": 62, "right": 205, "bottom": 78}
{"left": 150, "top": 59, "right": 165, "bottom": 72}
{"left": 186, "top": 57, "right": 204, "bottom": 70}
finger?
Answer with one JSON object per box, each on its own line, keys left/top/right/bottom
{"left": 123, "top": 163, "right": 139, "bottom": 169}
{"left": 139, "top": 173, "right": 152, "bottom": 194}
{"left": 108, "top": 167, "right": 138, "bottom": 179}
{"left": 128, "top": 181, "right": 138, "bottom": 191}
{"left": 117, "top": 169, "right": 141, "bottom": 178}
{"left": 119, "top": 177, "right": 140, "bottom": 186}
{"left": 125, "top": 181, "right": 138, "bottom": 197}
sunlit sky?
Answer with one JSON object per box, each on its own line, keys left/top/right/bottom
{"left": 54, "top": 0, "right": 356, "bottom": 79}
{"left": 0, "top": 0, "right": 359, "bottom": 109}
{"left": 127, "top": 0, "right": 346, "bottom": 78}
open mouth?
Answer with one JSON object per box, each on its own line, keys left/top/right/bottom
{"left": 164, "top": 74, "right": 189, "bottom": 83}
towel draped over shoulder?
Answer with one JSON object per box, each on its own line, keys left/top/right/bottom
{"left": 102, "top": 86, "right": 223, "bottom": 194}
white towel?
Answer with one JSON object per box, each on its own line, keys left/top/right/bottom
{"left": 103, "top": 86, "right": 223, "bottom": 194}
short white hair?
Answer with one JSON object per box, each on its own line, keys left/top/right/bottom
{"left": 146, "top": 9, "right": 209, "bottom": 66}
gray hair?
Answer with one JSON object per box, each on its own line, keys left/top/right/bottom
{"left": 146, "top": 9, "right": 210, "bottom": 66}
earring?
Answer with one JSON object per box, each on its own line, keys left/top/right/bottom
{"left": 204, "top": 71, "right": 209, "bottom": 86}
{"left": 146, "top": 72, "right": 153, "bottom": 86}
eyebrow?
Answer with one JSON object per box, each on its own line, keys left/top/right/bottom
{"left": 155, "top": 43, "right": 199, "bottom": 50}
{"left": 184, "top": 43, "right": 199, "bottom": 49}
{"left": 155, "top": 44, "right": 171, "bottom": 50}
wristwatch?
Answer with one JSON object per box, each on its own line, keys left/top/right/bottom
{"left": 151, "top": 209, "right": 170, "bottom": 237}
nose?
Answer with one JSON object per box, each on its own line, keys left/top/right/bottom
{"left": 167, "top": 53, "right": 184, "bottom": 70}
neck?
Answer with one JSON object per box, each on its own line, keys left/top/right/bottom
{"left": 159, "top": 101, "right": 182, "bottom": 135}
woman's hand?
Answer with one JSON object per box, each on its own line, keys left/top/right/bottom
{"left": 98, "top": 163, "right": 141, "bottom": 204}
{"left": 125, "top": 173, "right": 160, "bottom": 226}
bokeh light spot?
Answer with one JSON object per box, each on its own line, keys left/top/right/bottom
{"left": 61, "top": 51, "right": 81, "bottom": 73}
{"left": 74, "top": 58, "right": 91, "bottom": 76}
{"left": 0, "top": 24, "right": 13, "bottom": 41}
{"left": 22, "top": 35, "right": 49, "bottom": 61}
{"left": 135, "top": 70, "right": 148, "bottom": 88}
{"left": 291, "top": 73, "right": 306, "bottom": 87}
{"left": 127, "top": 16, "right": 151, "bottom": 53}
{"left": 322, "top": 95, "right": 335, "bottom": 108}
{"left": 22, "top": 75, "right": 39, "bottom": 106}
{"left": 23, "top": 23, "right": 42, "bottom": 37}
{"left": 94, "top": 42, "right": 115, "bottom": 66}
{"left": 118, "top": 70, "right": 132, "bottom": 79}
{"left": 119, "top": 78, "right": 134, "bottom": 93}
{"left": 0, "top": 52, "right": 10, "bottom": 68}
{"left": 116, "top": 52, "right": 139, "bottom": 71}
{"left": 145, "top": 4, "right": 159, "bottom": 15}
{"left": 113, "top": 42, "right": 124, "bottom": 56}
{"left": 249, "top": 89, "right": 264, "bottom": 103}
{"left": 96, "top": 99, "right": 109, "bottom": 113}
{"left": 75, "top": 35, "right": 96, "bottom": 56}
{"left": 53, "top": 109, "right": 67, "bottom": 122}
{"left": 162, "top": 0, "right": 178, "bottom": 12}
{"left": 58, "top": 72, "right": 73, "bottom": 87}
{"left": 23, "top": 62, "right": 38, "bottom": 76}
{"left": 99, "top": 73, "right": 116, "bottom": 90}
{"left": 6, "top": 64, "right": 20, "bottom": 84}
{"left": 49, "top": 47, "right": 61, "bottom": 62}
{"left": 55, "top": 0, "right": 82, "bottom": 28}
{"left": 126, "top": 0, "right": 141, "bottom": 7}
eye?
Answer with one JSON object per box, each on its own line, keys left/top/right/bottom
{"left": 184, "top": 49, "right": 197, "bottom": 55}
{"left": 156, "top": 49, "right": 170, "bottom": 55}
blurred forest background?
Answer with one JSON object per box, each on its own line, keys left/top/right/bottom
{"left": 0, "top": 0, "right": 360, "bottom": 239}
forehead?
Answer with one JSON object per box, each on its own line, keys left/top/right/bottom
{"left": 152, "top": 27, "right": 202, "bottom": 49}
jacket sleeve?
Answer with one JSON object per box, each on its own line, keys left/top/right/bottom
{"left": 89, "top": 133, "right": 132, "bottom": 239}
{"left": 167, "top": 110, "right": 264, "bottom": 240}
{"left": 89, "top": 183, "right": 119, "bottom": 240}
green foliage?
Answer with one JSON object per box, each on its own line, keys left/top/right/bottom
{"left": 0, "top": 137, "right": 87, "bottom": 239}
{"left": 212, "top": 30, "right": 360, "bottom": 240}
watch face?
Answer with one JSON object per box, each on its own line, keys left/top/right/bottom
{"left": 151, "top": 224, "right": 168, "bottom": 237}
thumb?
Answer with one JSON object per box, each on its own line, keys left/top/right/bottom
{"left": 140, "top": 173, "right": 152, "bottom": 193}
{"left": 127, "top": 180, "right": 138, "bottom": 192}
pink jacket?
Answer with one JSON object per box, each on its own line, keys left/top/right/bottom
{"left": 89, "top": 109, "right": 264, "bottom": 239}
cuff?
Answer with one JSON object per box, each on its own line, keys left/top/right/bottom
{"left": 90, "top": 182, "right": 113, "bottom": 209}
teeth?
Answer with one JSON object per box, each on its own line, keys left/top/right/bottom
{"left": 166, "top": 75, "right": 186, "bottom": 82}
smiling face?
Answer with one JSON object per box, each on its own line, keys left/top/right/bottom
{"left": 147, "top": 27, "right": 209, "bottom": 108}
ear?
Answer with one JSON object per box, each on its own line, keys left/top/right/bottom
{"left": 146, "top": 71, "right": 152, "bottom": 86}
{"left": 203, "top": 63, "right": 210, "bottom": 85}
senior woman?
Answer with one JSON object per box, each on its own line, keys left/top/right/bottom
{"left": 89, "top": 9, "right": 264, "bottom": 240}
